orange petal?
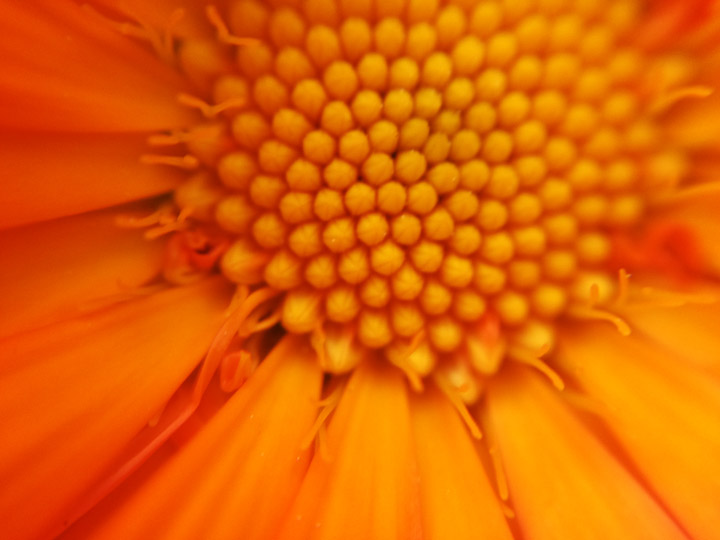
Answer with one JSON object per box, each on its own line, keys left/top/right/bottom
{"left": 615, "top": 190, "right": 720, "bottom": 280}
{"left": 84, "top": 0, "right": 216, "bottom": 39}
{"left": 409, "top": 385, "right": 513, "bottom": 540}
{"left": 61, "top": 335, "right": 323, "bottom": 540}
{"left": 555, "top": 323, "right": 720, "bottom": 540}
{"left": 278, "top": 362, "right": 423, "bottom": 540}
{"left": 0, "top": 132, "right": 182, "bottom": 229}
{"left": 636, "top": 0, "right": 714, "bottom": 50}
{"left": 0, "top": 205, "right": 166, "bottom": 338}
{"left": 618, "top": 284, "right": 720, "bottom": 374}
{"left": 0, "top": 0, "right": 194, "bottom": 132}
{"left": 665, "top": 92, "right": 720, "bottom": 150}
{"left": 652, "top": 191, "right": 720, "bottom": 277}
{"left": 0, "top": 278, "right": 231, "bottom": 540}
{"left": 484, "top": 367, "right": 690, "bottom": 540}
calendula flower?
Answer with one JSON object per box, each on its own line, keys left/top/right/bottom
{"left": 2, "top": 0, "right": 720, "bottom": 538}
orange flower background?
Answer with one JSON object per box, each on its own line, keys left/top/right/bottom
{"left": 2, "top": 0, "right": 720, "bottom": 538}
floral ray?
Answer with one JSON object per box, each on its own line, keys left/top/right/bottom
{"left": 278, "top": 361, "right": 423, "bottom": 540}
{"left": 484, "top": 367, "right": 691, "bottom": 540}
{"left": 0, "top": 278, "right": 231, "bottom": 540}
{"left": 59, "top": 334, "right": 322, "bottom": 540}
{"left": 555, "top": 323, "right": 720, "bottom": 540}
{"left": 617, "top": 282, "right": 720, "bottom": 374}
{"left": 0, "top": 0, "right": 195, "bottom": 132}
{"left": 0, "top": 132, "right": 183, "bottom": 230}
{"left": 0, "top": 204, "right": 166, "bottom": 338}
{"left": 409, "top": 385, "right": 514, "bottom": 540}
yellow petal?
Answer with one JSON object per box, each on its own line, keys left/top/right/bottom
{"left": 485, "top": 367, "right": 690, "bottom": 540}
{"left": 0, "top": 278, "right": 231, "bottom": 540}
{"left": 555, "top": 323, "right": 720, "bottom": 540}
{"left": 410, "top": 385, "right": 513, "bottom": 540}
{"left": 278, "top": 362, "right": 422, "bottom": 540}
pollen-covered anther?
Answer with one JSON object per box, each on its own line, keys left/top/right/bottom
{"left": 385, "top": 338, "right": 437, "bottom": 380}
{"left": 323, "top": 217, "right": 356, "bottom": 253}
{"left": 358, "top": 309, "right": 393, "bottom": 348}
{"left": 428, "top": 315, "right": 463, "bottom": 352}
{"left": 305, "top": 254, "right": 337, "bottom": 289}
{"left": 252, "top": 212, "right": 286, "bottom": 249}
{"left": 392, "top": 263, "right": 425, "bottom": 300}
{"left": 221, "top": 238, "right": 270, "bottom": 284}
{"left": 282, "top": 287, "right": 323, "bottom": 333}
{"left": 362, "top": 152, "right": 394, "bottom": 185}
{"left": 495, "top": 291, "right": 530, "bottom": 326}
{"left": 215, "top": 194, "right": 257, "bottom": 233}
{"left": 371, "top": 240, "right": 405, "bottom": 275}
{"left": 420, "top": 279, "right": 453, "bottom": 315}
{"left": 323, "top": 61, "right": 359, "bottom": 101}
{"left": 391, "top": 213, "right": 422, "bottom": 245}
{"left": 338, "top": 246, "right": 370, "bottom": 284}
{"left": 279, "top": 192, "right": 314, "bottom": 224}
{"left": 265, "top": 248, "right": 305, "bottom": 290}
{"left": 360, "top": 275, "right": 391, "bottom": 307}
{"left": 315, "top": 323, "right": 364, "bottom": 374}
{"left": 288, "top": 222, "right": 323, "bottom": 257}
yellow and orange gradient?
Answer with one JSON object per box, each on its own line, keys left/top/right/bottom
{"left": 1, "top": 0, "right": 720, "bottom": 539}
{"left": 167, "top": 0, "right": 695, "bottom": 389}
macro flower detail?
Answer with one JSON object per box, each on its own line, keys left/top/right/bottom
{"left": 161, "top": 0, "right": 688, "bottom": 378}
{"left": 1, "top": 0, "right": 720, "bottom": 539}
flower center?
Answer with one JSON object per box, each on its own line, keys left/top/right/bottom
{"left": 167, "top": 0, "right": 690, "bottom": 382}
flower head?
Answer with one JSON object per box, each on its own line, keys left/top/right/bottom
{"left": 1, "top": 0, "right": 720, "bottom": 539}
